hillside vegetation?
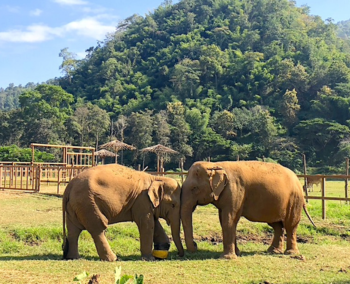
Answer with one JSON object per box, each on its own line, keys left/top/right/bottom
{"left": 2, "top": 0, "right": 350, "bottom": 172}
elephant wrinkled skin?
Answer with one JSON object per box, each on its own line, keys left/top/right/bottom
{"left": 181, "top": 161, "right": 315, "bottom": 259}
{"left": 62, "top": 164, "right": 184, "bottom": 261}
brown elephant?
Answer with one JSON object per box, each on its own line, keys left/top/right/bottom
{"left": 181, "top": 161, "right": 315, "bottom": 259}
{"left": 62, "top": 164, "right": 184, "bottom": 261}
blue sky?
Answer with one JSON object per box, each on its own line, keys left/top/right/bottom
{"left": 0, "top": 0, "right": 349, "bottom": 89}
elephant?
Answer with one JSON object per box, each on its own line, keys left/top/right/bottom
{"left": 62, "top": 163, "right": 184, "bottom": 261}
{"left": 180, "top": 161, "right": 315, "bottom": 260}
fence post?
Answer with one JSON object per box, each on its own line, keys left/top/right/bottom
{"left": 0, "top": 164, "right": 3, "bottom": 191}
{"left": 14, "top": 165, "right": 17, "bottom": 189}
{"left": 11, "top": 162, "right": 14, "bottom": 186}
{"left": 346, "top": 158, "right": 349, "bottom": 205}
{"left": 36, "top": 164, "right": 42, "bottom": 192}
{"left": 321, "top": 177, "right": 326, "bottom": 219}
{"left": 57, "top": 167, "right": 61, "bottom": 195}
{"left": 303, "top": 154, "right": 308, "bottom": 203}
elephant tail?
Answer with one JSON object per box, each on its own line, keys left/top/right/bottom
{"left": 62, "top": 183, "right": 71, "bottom": 259}
{"left": 303, "top": 203, "right": 316, "bottom": 228}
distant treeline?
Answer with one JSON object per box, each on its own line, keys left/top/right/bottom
{"left": 2, "top": 0, "right": 350, "bottom": 172}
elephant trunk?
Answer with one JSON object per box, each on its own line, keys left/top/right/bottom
{"left": 170, "top": 215, "right": 184, "bottom": 257}
{"left": 181, "top": 202, "right": 197, "bottom": 252}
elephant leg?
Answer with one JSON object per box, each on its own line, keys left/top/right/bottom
{"left": 90, "top": 230, "right": 117, "bottom": 262}
{"left": 136, "top": 214, "right": 155, "bottom": 261}
{"left": 64, "top": 217, "right": 82, "bottom": 260}
{"left": 153, "top": 219, "right": 170, "bottom": 245}
{"left": 284, "top": 224, "right": 300, "bottom": 255}
{"left": 219, "top": 209, "right": 240, "bottom": 256}
{"left": 219, "top": 209, "right": 240, "bottom": 259}
{"left": 267, "top": 222, "right": 284, "bottom": 254}
{"left": 63, "top": 218, "right": 82, "bottom": 259}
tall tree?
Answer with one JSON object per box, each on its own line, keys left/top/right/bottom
{"left": 167, "top": 102, "right": 193, "bottom": 158}
{"left": 59, "top": 48, "right": 77, "bottom": 83}
{"left": 279, "top": 89, "right": 300, "bottom": 128}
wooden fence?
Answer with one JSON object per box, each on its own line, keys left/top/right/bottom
{"left": 0, "top": 162, "right": 90, "bottom": 193}
{"left": 1, "top": 165, "right": 349, "bottom": 219}
{"left": 298, "top": 174, "right": 350, "bottom": 219}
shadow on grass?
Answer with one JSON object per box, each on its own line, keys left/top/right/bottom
{"left": 167, "top": 249, "right": 273, "bottom": 261}
{"left": 0, "top": 250, "right": 276, "bottom": 262}
{"left": 0, "top": 254, "right": 64, "bottom": 261}
{"left": 0, "top": 253, "right": 141, "bottom": 262}
{"left": 0, "top": 253, "right": 177, "bottom": 262}
{"left": 38, "top": 193, "right": 63, "bottom": 199}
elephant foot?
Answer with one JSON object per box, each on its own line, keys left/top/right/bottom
{"left": 186, "top": 241, "right": 198, "bottom": 253}
{"left": 284, "top": 248, "right": 300, "bottom": 255}
{"left": 220, "top": 253, "right": 238, "bottom": 260}
{"left": 267, "top": 246, "right": 283, "bottom": 254}
{"left": 100, "top": 253, "right": 117, "bottom": 262}
{"left": 64, "top": 251, "right": 81, "bottom": 260}
{"left": 64, "top": 255, "right": 80, "bottom": 260}
{"left": 141, "top": 255, "right": 156, "bottom": 261}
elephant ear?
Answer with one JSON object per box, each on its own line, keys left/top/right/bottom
{"left": 207, "top": 167, "right": 228, "bottom": 201}
{"left": 148, "top": 180, "right": 164, "bottom": 208}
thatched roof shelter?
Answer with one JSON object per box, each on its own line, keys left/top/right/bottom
{"left": 95, "top": 149, "right": 117, "bottom": 164}
{"left": 140, "top": 144, "right": 178, "bottom": 172}
{"left": 100, "top": 139, "right": 136, "bottom": 163}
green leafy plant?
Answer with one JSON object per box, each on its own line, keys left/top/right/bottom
{"left": 73, "top": 271, "right": 90, "bottom": 284}
{"left": 115, "top": 266, "right": 144, "bottom": 284}
{"left": 72, "top": 267, "right": 144, "bottom": 284}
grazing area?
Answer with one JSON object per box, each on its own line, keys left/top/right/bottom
{"left": 0, "top": 182, "right": 349, "bottom": 284}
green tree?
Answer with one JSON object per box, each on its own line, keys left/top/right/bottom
{"left": 19, "top": 85, "right": 74, "bottom": 145}
{"left": 211, "top": 110, "right": 236, "bottom": 138}
{"left": 294, "top": 118, "right": 350, "bottom": 165}
{"left": 279, "top": 89, "right": 300, "bottom": 127}
{"left": 69, "top": 103, "right": 110, "bottom": 147}
{"left": 171, "top": 59, "right": 201, "bottom": 99}
{"left": 167, "top": 102, "right": 193, "bottom": 158}
{"left": 153, "top": 110, "right": 171, "bottom": 146}
{"left": 59, "top": 48, "right": 77, "bottom": 83}
{"left": 125, "top": 110, "right": 154, "bottom": 149}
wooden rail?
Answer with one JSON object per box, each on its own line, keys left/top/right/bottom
{"left": 1, "top": 165, "right": 348, "bottom": 219}
{"left": 0, "top": 163, "right": 90, "bottom": 193}
{"left": 0, "top": 164, "right": 39, "bottom": 192}
{"left": 297, "top": 174, "right": 349, "bottom": 219}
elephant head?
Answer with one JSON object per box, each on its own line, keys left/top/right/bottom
{"left": 181, "top": 162, "right": 227, "bottom": 252}
{"left": 149, "top": 177, "right": 184, "bottom": 257}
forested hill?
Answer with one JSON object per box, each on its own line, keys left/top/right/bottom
{"left": 2, "top": 0, "right": 350, "bottom": 172}
{"left": 338, "top": 19, "right": 350, "bottom": 39}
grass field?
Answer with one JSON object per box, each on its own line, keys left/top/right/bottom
{"left": 0, "top": 181, "right": 350, "bottom": 284}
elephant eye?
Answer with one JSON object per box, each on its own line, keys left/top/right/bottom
{"left": 172, "top": 203, "right": 175, "bottom": 208}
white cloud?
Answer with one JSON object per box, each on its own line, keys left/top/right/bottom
{"left": 0, "top": 25, "right": 61, "bottom": 43}
{"left": 53, "top": 0, "right": 88, "bottom": 5}
{"left": 82, "top": 7, "right": 108, "bottom": 14}
{"left": 63, "top": 18, "right": 115, "bottom": 39}
{"left": 30, "top": 9, "right": 43, "bottom": 16}
{"left": 5, "top": 5, "right": 20, "bottom": 13}
{"left": 0, "top": 17, "right": 116, "bottom": 43}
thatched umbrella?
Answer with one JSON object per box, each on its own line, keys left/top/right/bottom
{"left": 95, "top": 149, "right": 117, "bottom": 165}
{"left": 140, "top": 144, "right": 178, "bottom": 172}
{"left": 100, "top": 139, "right": 136, "bottom": 164}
